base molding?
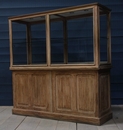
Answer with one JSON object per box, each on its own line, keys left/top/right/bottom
{"left": 12, "top": 108, "right": 112, "bottom": 125}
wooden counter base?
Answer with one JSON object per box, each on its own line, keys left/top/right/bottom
{"left": 12, "top": 69, "right": 112, "bottom": 125}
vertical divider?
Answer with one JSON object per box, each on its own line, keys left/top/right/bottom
{"left": 107, "top": 12, "right": 111, "bottom": 64}
{"left": 26, "top": 24, "right": 32, "bottom": 64}
{"left": 93, "top": 6, "right": 100, "bottom": 67}
{"left": 46, "top": 14, "right": 51, "bottom": 66}
{"left": 93, "top": 6, "right": 100, "bottom": 117}
{"left": 9, "top": 20, "right": 13, "bottom": 67}
{"left": 63, "top": 20, "right": 68, "bottom": 64}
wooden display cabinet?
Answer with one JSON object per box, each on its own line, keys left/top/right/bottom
{"left": 9, "top": 3, "right": 112, "bottom": 125}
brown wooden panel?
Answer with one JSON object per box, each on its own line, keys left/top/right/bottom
{"left": 52, "top": 72, "right": 76, "bottom": 113}
{"left": 99, "top": 73, "right": 110, "bottom": 115}
{"left": 56, "top": 75, "right": 71, "bottom": 110}
{"left": 32, "top": 72, "right": 51, "bottom": 111}
{"left": 76, "top": 74, "right": 96, "bottom": 115}
{"left": 13, "top": 71, "right": 52, "bottom": 111}
{"left": 12, "top": 69, "right": 112, "bottom": 125}
{"left": 13, "top": 73, "right": 31, "bottom": 108}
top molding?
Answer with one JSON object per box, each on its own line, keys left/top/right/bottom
{"left": 8, "top": 2, "right": 111, "bottom": 21}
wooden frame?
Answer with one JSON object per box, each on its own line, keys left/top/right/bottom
{"left": 9, "top": 3, "right": 112, "bottom": 125}
{"left": 9, "top": 3, "right": 111, "bottom": 68}
{"left": 45, "top": 15, "right": 51, "bottom": 66}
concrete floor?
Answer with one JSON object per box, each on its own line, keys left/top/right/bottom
{"left": 0, "top": 105, "right": 123, "bottom": 130}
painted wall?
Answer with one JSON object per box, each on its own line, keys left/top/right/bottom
{"left": 0, "top": 0, "right": 123, "bottom": 105}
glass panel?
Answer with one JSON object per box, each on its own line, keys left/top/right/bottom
{"left": 50, "top": 20, "right": 64, "bottom": 64}
{"left": 31, "top": 20, "right": 46, "bottom": 64}
{"left": 100, "top": 12, "right": 107, "bottom": 63}
{"left": 12, "top": 16, "right": 46, "bottom": 65}
{"left": 13, "top": 23, "right": 27, "bottom": 65}
{"left": 67, "top": 12, "right": 93, "bottom": 64}
{"left": 50, "top": 8, "right": 93, "bottom": 64}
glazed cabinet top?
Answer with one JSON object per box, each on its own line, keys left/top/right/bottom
{"left": 8, "top": 3, "right": 111, "bottom": 70}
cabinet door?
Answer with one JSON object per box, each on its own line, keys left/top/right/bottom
{"left": 76, "top": 73, "right": 96, "bottom": 116}
{"left": 13, "top": 71, "right": 52, "bottom": 112}
{"left": 99, "top": 73, "right": 110, "bottom": 116}
{"left": 13, "top": 72, "right": 32, "bottom": 109}
{"left": 52, "top": 71, "right": 96, "bottom": 117}
{"left": 52, "top": 71, "right": 76, "bottom": 114}
{"left": 31, "top": 71, "right": 52, "bottom": 111}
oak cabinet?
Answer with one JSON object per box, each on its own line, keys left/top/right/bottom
{"left": 9, "top": 3, "right": 112, "bottom": 125}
